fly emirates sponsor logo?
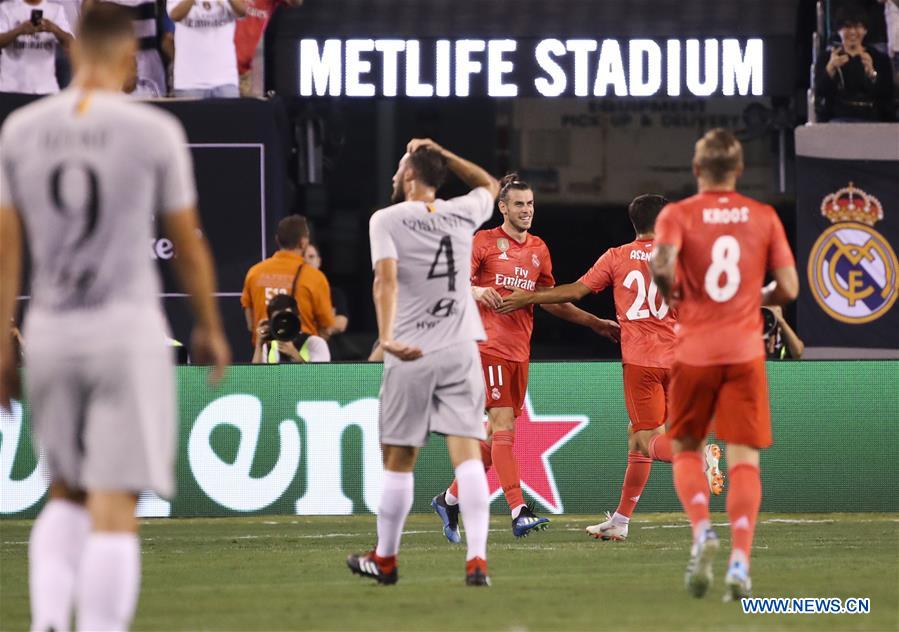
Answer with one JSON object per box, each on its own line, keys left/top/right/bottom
{"left": 496, "top": 266, "right": 536, "bottom": 291}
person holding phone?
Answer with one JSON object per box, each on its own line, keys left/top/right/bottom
{"left": 0, "top": 0, "right": 73, "bottom": 94}
{"left": 815, "top": 5, "right": 895, "bottom": 121}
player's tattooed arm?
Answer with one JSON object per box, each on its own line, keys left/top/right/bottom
{"left": 0, "top": 207, "right": 23, "bottom": 409}
{"left": 498, "top": 282, "right": 591, "bottom": 313}
{"left": 649, "top": 244, "right": 679, "bottom": 304}
{"left": 406, "top": 138, "right": 500, "bottom": 199}
{"left": 373, "top": 258, "right": 422, "bottom": 361}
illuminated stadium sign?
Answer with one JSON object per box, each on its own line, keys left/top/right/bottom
{"left": 296, "top": 38, "right": 764, "bottom": 98}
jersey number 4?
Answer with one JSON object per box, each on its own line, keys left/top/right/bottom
{"left": 427, "top": 235, "right": 456, "bottom": 291}
{"left": 623, "top": 270, "right": 669, "bottom": 320}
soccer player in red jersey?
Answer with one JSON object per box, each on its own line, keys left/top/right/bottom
{"left": 500, "top": 194, "right": 725, "bottom": 542}
{"left": 431, "top": 173, "right": 620, "bottom": 539}
{"left": 650, "top": 129, "right": 798, "bottom": 601}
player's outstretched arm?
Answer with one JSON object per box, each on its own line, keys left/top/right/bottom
{"left": 498, "top": 282, "right": 592, "bottom": 313}
{"left": 373, "top": 258, "right": 422, "bottom": 361}
{"left": 541, "top": 302, "right": 621, "bottom": 343}
{"left": 407, "top": 138, "right": 500, "bottom": 199}
{"left": 161, "top": 209, "right": 231, "bottom": 383}
{"left": 649, "top": 244, "right": 679, "bottom": 304}
{"left": 0, "top": 207, "right": 23, "bottom": 409}
{"left": 761, "top": 266, "right": 799, "bottom": 307}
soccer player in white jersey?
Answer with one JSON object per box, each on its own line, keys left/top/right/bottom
{"left": 347, "top": 139, "right": 499, "bottom": 587}
{"left": 0, "top": 5, "right": 230, "bottom": 630}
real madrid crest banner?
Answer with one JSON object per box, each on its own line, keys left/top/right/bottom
{"left": 795, "top": 125, "right": 899, "bottom": 350}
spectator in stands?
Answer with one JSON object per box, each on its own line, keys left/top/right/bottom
{"left": 816, "top": 5, "right": 895, "bottom": 121}
{"left": 168, "top": 0, "right": 246, "bottom": 98}
{"left": 880, "top": 0, "right": 899, "bottom": 78}
{"left": 763, "top": 306, "right": 805, "bottom": 360}
{"left": 242, "top": 215, "right": 336, "bottom": 350}
{"left": 234, "top": 0, "right": 300, "bottom": 96}
{"left": 251, "top": 294, "right": 330, "bottom": 363}
{"left": 83, "top": 0, "right": 168, "bottom": 96}
{"left": 0, "top": 0, "right": 73, "bottom": 94}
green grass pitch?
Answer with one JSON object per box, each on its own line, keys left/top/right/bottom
{"left": 1, "top": 513, "right": 897, "bottom": 630}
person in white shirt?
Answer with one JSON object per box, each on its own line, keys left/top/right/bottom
{"left": 168, "top": 0, "right": 246, "bottom": 97}
{"left": 0, "top": 0, "right": 73, "bottom": 94}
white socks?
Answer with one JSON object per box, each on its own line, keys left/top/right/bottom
{"left": 76, "top": 533, "right": 141, "bottom": 632}
{"left": 375, "top": 470, "right": 414, "bottom": 558}
{"left": 611, "top": 511, "right": 630, "bottom": 525}
{"left": 444, "top": 490, "right": 459, "bottom": 506}
{"left": 455, "top": 459, "right": 489, "bottom": 561}
{"left": 29, "top": 500, "right": 91, "bottom": 632}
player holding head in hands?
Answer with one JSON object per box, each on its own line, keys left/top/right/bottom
{"left": 500, "top": 194, "right": 724, "bottom": 542}
{"left": 347, "top": 139, "right": 499, "bottom": 586}
{"left": 0, "top": 4, "right": 230, "bottom": 629}
{"left": 432, "top": 173, "right": 620, "bottom": 541}
{"left": 650, "top": 129, "right": 798, "bottom": 601}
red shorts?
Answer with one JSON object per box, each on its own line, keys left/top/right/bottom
{"left": 668, "top": 358, "right": 772, "bottom": 449}
{"left": 480, "top": 353, "right": 529, "bottom": 417}
{"left": 622, "top": 364, "right": 671, "bottom": 431}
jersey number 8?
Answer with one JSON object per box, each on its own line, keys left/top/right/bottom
{"left": 704, "top": 235, "right": 741, "bottom": 302}
{"left": 623, "top": 270, "right": 669, "bottom": 320}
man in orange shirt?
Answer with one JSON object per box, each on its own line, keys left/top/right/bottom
{"left": 242, "top": 215, "right": 336, "bottom": 345}
{"left": 650, "top": 129, "right": 798, "bottom": 601}
{"left": 432, "top": 173, "right": 620, "bottom": 540}
{"left": 501, "top": 194, "right": 724, "bottom": 542}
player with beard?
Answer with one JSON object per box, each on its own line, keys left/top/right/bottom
{"left": 501, "top": 194, "right": 725, "bottom": 542}
{"left": 432, "top": 173, "right": 620, "bottom": 541}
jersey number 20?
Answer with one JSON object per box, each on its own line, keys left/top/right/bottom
{"left": 623, "top": 270, "right": 669, "bottom": 320}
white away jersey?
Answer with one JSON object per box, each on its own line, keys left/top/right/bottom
{"left": 0, "top": 89, "right": 196, "bottom": 318}
{"left": 370, "top": 187, "right": 494, "bottom": 354}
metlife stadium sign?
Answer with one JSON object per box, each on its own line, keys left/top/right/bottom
{"left": 295, "top": 38, "right": 764, "bottom": 98}
{"left": 2, "top": 362, "right": 897, "bottom": 519}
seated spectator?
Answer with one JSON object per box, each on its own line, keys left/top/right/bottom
{"left": 763, "top": 306, "right": 805, "bottom": 360}
{"left": 84, "top": 0, "right": 168, "bottom": 97}
{"left": 168, "top": 0, "right": 246, "bottom": 98}
{"left": 241, "top": 215, "right": 337, "bottom": 349}
{"left": 0, "top": 0, "right": 73, "bottom": 94}
{"left": 234, "top": 0, "right": 300, "bottom": 96}
{"left": 816, "top": 5, "right": 895, "bottom": 121}
{"left": 252, "top": 294, "right": 330, "bottom": 363}
{"left": 124, "top": 51, "right": 163, "bottom": 96}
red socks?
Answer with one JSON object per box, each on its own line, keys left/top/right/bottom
{"left": 448, "top": 440, "right": 492, "bottom": 499}
{"left": 492, "top": 430, "right": 525, "bottom": 511}
{"left": 727, "top": 463, "right": 762, "bottom": 567}
{"left": 648, "top": 434, "right": 673, "bottom": 462}
{"left": 373, "top": 552, "right": 396, "bottom": 574}
{"left": 673, "top": 451, "right": 711, "bottom": 539}
{"left": 615, "top": 451, "right": 652, "bottom": 518}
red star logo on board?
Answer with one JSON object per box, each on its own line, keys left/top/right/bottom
{"left": 485, "top": 394, "right": 588, "bottom": 514}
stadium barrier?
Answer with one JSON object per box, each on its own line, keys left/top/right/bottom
{"left": 2, "top": 361, "right": 897, "bottom": 519}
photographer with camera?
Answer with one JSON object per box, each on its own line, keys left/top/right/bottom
{"left": 762, "top": 305, "right": 805, "bottom": 360}
{"left": 242, "top": 215, "right": 337, "bottom": 350}
{"left": 815, "top": 5, "right": 895, "bottom": 121}
{"left": 252, "top": 294, "right": 330, "bottom": 363}
{"left": 0, "top": 0, "right": 73, "bottom": 94}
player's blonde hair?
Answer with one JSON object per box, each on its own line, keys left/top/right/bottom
{"left": 693, "top": 128, "right": 743, "bottom": 184}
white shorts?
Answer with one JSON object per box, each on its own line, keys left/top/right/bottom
{"left": 379, "top": 340, "right": 486, "bottom": 447}
{"left": 24, "top": 311, "right": 177, "bottom": 497}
